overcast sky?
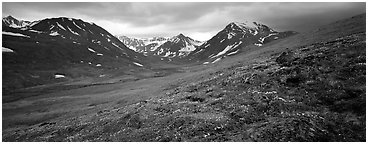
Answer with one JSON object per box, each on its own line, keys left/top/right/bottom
{"left": 2, "top": 2, "right": 366, "bottom": 41}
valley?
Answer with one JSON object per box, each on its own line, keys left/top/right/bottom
{"left": 2, "top": 11, "right": 365, "bottom": 142}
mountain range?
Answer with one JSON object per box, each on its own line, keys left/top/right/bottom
{"left": 2, "top": 15, "right": 31, "bottom": 28}
{"left": 117, "top": 33, "right": 204, "bottom": 59}
{"left": 2, "top": 15, "right": 295, "bottom": 91}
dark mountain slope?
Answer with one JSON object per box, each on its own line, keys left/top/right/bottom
{"left": 186, "top": 21, "right": 296, "bottom": 63}
{"left": 2, "top": 17, "right": 147, "bottom": 92}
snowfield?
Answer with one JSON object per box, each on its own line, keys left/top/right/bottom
{"left": 54, "top": 74, "right": 65, "bottom": 79}
{"left": 2, "top": 47, "right": 15, "bottom": 53}
{"left": 133, "top": 62, "right": 143, "bottom": 67}
{"left": 49, "top": 31, "right": 60, "bottom": 36}
{"left": 87, "top": 48, "right": 96, "bottom": 53}
{"left": 3, "top": 31, "right": 30, "bottom": 38}
{"left": 212, "top": 41, "right": 243, "bottom": 58}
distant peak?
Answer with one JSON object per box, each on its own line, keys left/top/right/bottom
{"left": 5, "top": 15, "right": 14, "bottom": 18}
{"left": 228, "top": 21, "right": 258, "bottom": 29}
{"left": 177, "top": 33, "right": 186, "bottom": 38}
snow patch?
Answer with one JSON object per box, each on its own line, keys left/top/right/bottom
{"left": 212, "top": 57, "right": 222, "bottom": 63}
{"left": 193, "top": 49, "right": 204, "bottom": 55}
{"left": 233, "top": 21, "right": 258, "bottom": 30}
{"left": 49, "top": 31, "right": 60, "bottom": 36}
{"left": 49, "top": 25, "right": 55, "bottom": 30}
{"left": 227, "top": 49, "right": 239, "bottom": 56}
{"left": 97, "top": 53, "right": 103, "bottom": 56}
{"left": 205, "top": 44, "right": 211, "bottom": 48}
{"left": 2, "top": 47, "right": 14, "bottom": 53}
{"left": 88, "top": 48, "right": 96, "bottom": 53}
{"left": 254, "top": 43, "right": 263, "bottom": 47}
{"left": 171, "top": 37, "right": 180, "bottom": 43}
{"left": 29, "top": 21, "right": 40, "bottom": 28}
{"left": 227, "top": 32, "right": 236, "bottom": 39}
{"left": 212, "top": 41, "right": 243, "bottom": 58}
{"left": 163, "top": 51, "right": 176, "bottom": 57}
{"left": 203, "top": 62, "right": 209, "bottom": 65}
{"left": 54, "top": 74, "right": 65, "bottom": 79}
{"left": 112, "top": 43, "right": 124, "bottom": 50}
{"left": 208, "top": 54, "right": 215, "bottom": 59}
{"left": 157, "top": 48, "right": 164, "bottom": 55}
{"left": 128, "top": 46, "right": 137, "bottom": 51}
{"left": 133, "top": 62, "right": 143, "bottom": 67}
{"left": 96, "top": 64, "right": 102, "bottom": 67}
{"left": 259, "top": 33, "right": 278, "bottom": 43}
{"left": 67, "top": 26, "right": 80, "bottom": 36}
{"left": 72, "top": 41, "right": 80, "bottom": 44}
{"left": 179, "top": 41, "right": 196, "bottom": 52}
{"left": 252, "top": 29, "right": 258, "bottom": 35}
{"left": 29, "top": 30, "right": 42, "bottom": 33}
{"left": 56, "top": 22, "right": 66, "bottom": 30}
{"left": 3, "top": 31, "right": 30, "bottom": 38}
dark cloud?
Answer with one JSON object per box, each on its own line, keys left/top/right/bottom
{"left": 2, "top": 2, "right": 365, "bottom": 40}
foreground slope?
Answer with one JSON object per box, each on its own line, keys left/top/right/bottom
{"left": 2, "top": 14, "right": 365, "bottom": 142}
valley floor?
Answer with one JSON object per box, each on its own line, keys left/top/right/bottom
{"left": 2, "top": 32, "right": 366, "bottom": 142}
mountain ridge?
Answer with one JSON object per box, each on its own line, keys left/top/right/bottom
{"left": 187, "top": 21, "right": 297, "bottom": 63}
{"left": 116, "top": 33, "right": 204, "bottom": 59}
{"left": 2, "top": 16, "right": 148, "bottom": 92}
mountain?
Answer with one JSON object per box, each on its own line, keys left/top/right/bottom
{"left": 137, "top": 37, "right": 171, "bottom": 54}
{"left": 2, "top": 16, "right": 147, "bottom": 92}
{"left": 117, "top": 34, "right": 204, "bottom": 59}
{"left": 116, "top": 35, "right": 169, "bottom": 53}
{"left": 187, "top": 21, "right": 296, "bottom": 63}
{"left": 2, "top": 15, "right": 31, "bottom": 28}
{"left": 151, "top": 33, "right": 204, "bottom": 58}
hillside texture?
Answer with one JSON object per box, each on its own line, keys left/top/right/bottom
{"left": 3, "top": 32, "right": 365, "bottom": 142}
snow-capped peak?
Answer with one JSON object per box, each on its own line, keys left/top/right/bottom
{"left": 231, "top": 21, "right": 259, "bottom": 29}
{"left": 169, "top": 33, "right": 203, "bottom": 45}
{"left": 2, "top": 15, "right": 31, "bottom": 28}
